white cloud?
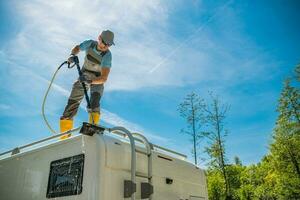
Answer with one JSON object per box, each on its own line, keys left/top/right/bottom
{"left": 1, "top": 0, "right": 280, "bottom": 135}
{"left": 3, "top": 0, "right": 173, "bottom": 91}
{"left": 4, "top": 0, "right": 278, "bottom": 94}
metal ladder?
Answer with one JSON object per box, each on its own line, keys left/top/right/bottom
{"left": 108, "top": 128, "right": 188, "bottom": 200}
{"left": 110, "top": 129, "right": 154, "bottom": 200}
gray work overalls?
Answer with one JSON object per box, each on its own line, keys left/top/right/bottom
{"left": 61, "top": 41, "right": 108, "bottom": 119}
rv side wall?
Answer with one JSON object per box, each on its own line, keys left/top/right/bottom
{"left": 0, "top": 134, "right": 208, "bottom": 200}
{"left": 0, "top": 135, "right": 105, "bottom": 200}
{"left": 101, "top": 136, "right": 209, "bottom": 200}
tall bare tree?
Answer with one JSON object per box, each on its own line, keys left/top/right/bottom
{"left": 178, "top": 92, "right": 206, "bottom": 165}
{"left": 203, "top": 93, "right": 231, "bottom": 199}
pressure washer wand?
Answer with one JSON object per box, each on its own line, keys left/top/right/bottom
{"left": 70, "top": 56, "right": 95, "bottom": 124}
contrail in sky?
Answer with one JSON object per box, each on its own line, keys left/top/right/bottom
{"left": 148, "top": 0, "right": 233, "bottom": 74}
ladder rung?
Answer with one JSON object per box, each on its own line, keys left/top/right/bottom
{"left": 136, "top": 172, "right": 150, "bottom": 179}
{"left": 136, "top": 149, "right": 148, "bottom": 155}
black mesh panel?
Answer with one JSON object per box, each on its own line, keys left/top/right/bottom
{"left": 46, "top": 154, "right": 85, "bottom": 198}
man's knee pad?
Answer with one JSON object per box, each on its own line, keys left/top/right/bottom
{"left": 90, "top": 92, "right": 101, "bottom": 109}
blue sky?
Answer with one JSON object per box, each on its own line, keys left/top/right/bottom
{"left": 0, "top": 0, "right": 299, "bottom": 167}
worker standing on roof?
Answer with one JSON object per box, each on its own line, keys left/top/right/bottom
{"left": 60, "top": 30, "right": 114, "bottom": 139}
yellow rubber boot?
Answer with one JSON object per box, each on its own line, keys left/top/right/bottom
{"left": 60, "top": 119, "right": 73, "bottom": 140}
{"left": 89, "top": 112, "right": 100, "bottom": 125}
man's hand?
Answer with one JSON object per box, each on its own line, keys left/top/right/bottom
{"left": 67, "top": 54, "right": 76, "bottom": 64}
{"left": 67, "top": 45, "right": 80, "bottom": 63}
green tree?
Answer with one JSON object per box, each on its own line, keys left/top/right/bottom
{"left": 270, "top": 71, "right": 300, "bottom": 199}
{"left": 253, "top": 156, "right": 278, "bottom": 200}
{"left": 178, "top": 92, "right": 206, "bottom": 165}
{"left": 207, "top": 169, "right": 227, "bottom": 200}
{"left": 226, "top": 164, "right": 244, "bottom": 199}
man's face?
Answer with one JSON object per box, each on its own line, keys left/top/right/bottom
{"left": 97, "top": 36, "right": 110, "bottom": 51}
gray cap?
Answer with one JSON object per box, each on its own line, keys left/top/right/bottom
{"left": 100, "top": 30, "right": 115, "bottom": 46}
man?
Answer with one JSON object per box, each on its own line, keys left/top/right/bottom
{"left": 60, "top": 30, "right": 114, "bottom": 139}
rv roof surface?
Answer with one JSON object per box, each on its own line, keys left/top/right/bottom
{"left": 0, "top": 129, "right": 187, "bottom": 162}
